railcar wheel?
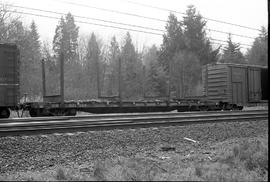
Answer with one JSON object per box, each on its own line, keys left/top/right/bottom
{"left": 29, "top": 108, "right": 38, "bottom": 117}
{"left": 199, "top": 106, "right": 209, "bottom": 111}
{"left": 0, "top": 108, "right": 10, "bottom": 118}
{"left": 66, "top": 109, "right": 77, "bottom": 116}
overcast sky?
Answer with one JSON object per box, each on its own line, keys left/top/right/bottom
{"left": 2, "top": 0, "right": 268, "bottom": 52}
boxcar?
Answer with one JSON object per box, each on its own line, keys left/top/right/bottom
{"left": 202, "top": 63, "right": 268, "bottom": 106}
{"left": 0, "top": 43, "right": 20, "bottom": 118}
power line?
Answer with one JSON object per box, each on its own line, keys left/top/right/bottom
{"left": 125, "top": 0, "right": 262, "bottom": 32}
{"left": 211, "top": 41, "right": 250, "bottom": 48}
{"left": 207, "top": 29, "right": 256, "bottom": 39}
{"left": 6, "top": 10, "right": 163, "bottom": 36}
{"left": 54, "top": 0, "right": 166, "bottom": 23}
{"left": 8, "top": 4, "right": 255, "bottom": 46}
{"left": 211, "top": 42, "right": 227, "bottom": 47}
{"left": 8, "top": 4, "right": 164, "bottom": 33}
{"left": 6, "top": 9, "right": 252, "bottom": 48}
{"left": 52, "top": 0, "right": 257, "bottom": 40}
{"left": 210, "top": 38, "right": 252, "bottom": 47}
{"left": 11, "top": 4, "right": 256, "bottom": 40}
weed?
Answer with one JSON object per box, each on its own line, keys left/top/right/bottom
{"left": 195, "top": 166, "right": 202, "bottom": 177}
{"left": 93, "top": 162, "right": 107, "bottom": 181}
{"left": 219, "top": 137, "right": 268, "bottom": 180}
{"left": 56, "top": 168, "right": 67, "bottom": 180}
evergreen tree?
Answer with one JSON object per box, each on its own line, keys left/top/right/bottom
{"left": 53, "top": 17, "right": 66, "bottom": 56}
{"left": 41, "top": 41, "right": 59, "bottom": 96}
{"left": 65, "top": 13, "right": 79, "bottom": 62}
{"left": 27, "top": 21, "right": 42, "bottom": 96}
{"left": 29, "top": 21, "right": 40, "bottom": 51}
{"left": 172, "top": 51, "right": 201, "bottom": 97}
{"left": 145, "top": 46, "right": 168, "bottom": 96}
{"left": 52, "top": 13, "right": 79, "bottom": 99}
{"left": 120, "top": 32, "right": 142, "bottom": 99}
{"left": 158, "top": 6, "right": 220, "bottom": 99}
{"left": 85, "top": 33, "right": 101, "bottom": 98}
{"left": 221, "top": 34, "right": 245, "bottom": 64}
{"left": 183, "top": 5, "right": 220, "bottom": 65}
{"left": 52, "top": 13, "right": 79, "bottom": 63}
{"left": 143, "top": 45, "right": 158, "bottom": 70}
{"left": 158, "top": 13, "right": 186, "bottom": 71}
{"left": 246, "top": 27, "right": 268, "bottom": 66}
{"left": 105, "top": 36, "right": 120, "bottom": 96}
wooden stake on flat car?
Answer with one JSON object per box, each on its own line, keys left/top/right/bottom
{"left": 118, "top": 57, "right": 122, "bottom": 106}
{"left": 60, "top": 52, "right": 64, "bottom": 107}
{"left": 41, "top": 59, "right": 46, "bottom": 98}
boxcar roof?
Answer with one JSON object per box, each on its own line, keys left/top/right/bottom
{"left": 0, "top": 43, "right": 18, "bottom": 48}
{"left": 210, "top": 62, "right": 268, "bottom": 69}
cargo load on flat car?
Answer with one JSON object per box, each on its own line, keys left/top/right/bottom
{"left": 0, "top": 43, "right": 20, "bottom": 118}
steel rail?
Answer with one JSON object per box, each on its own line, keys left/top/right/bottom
{"left": 2, "top": 114, "right": 267, "bottom": 130}
{"left": 0, "top": 111, "right": 267, "bottom": 136}
{"left": 0, "top": 111, "right": 267, "bottom": 127}
{"left": 1, "top": 111, "right": 267, "bottom": 126}
{"left": 0, "top": 109, "right": 267, "bottom": 123}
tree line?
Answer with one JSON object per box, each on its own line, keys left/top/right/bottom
{"left": 0, "top": 5, "right": 268, "bottom": 101}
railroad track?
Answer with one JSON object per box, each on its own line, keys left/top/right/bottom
{"left": 0, "top": 110, "right": 268, "bottom": 136}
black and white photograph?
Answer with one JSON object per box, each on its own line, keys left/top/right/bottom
{"left": 0, "top": 0, "right": 268, "bottom": 181}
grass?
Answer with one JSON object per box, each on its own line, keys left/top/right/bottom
{"left": 222, "top": 137, "right": 268, "bottom": 176}
{"left": 88, "top": 136, "right": 268, "bottom": 181}
{"left": 196, "top": 137, "right": 268, "bottom": 181}
{"left": 47, "top": 136, "right": 268, "bottom": 181}
{"left": 54, "top": 167, "right": 94, "bottom": 181}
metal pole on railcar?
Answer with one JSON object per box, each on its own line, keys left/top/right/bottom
{"left": 142, "top": 65, "right": 146, "bottom": 98}
{"left": 167, "top": 59, "right": 171, "bottom": 103}
{"left": 41, "top": 59, "right": 46, "bottom": 98}
{"left": 176, "top": 61, "right": 180, "bottom": 99}
{"left": 180, "top": 65, "right": 184, "bottom": 98}
{"left": 60, "top": 52, "right": 64, "bottom": 107}
{"left": 96, "top": 55, "right": 101, "bottom": 98}
{"left": 118, "top": 57, "right": 122, "bottom": 106}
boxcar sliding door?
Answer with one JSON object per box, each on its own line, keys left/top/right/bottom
{"left": 232, "top": 82, "right": 243, "bottom": 104}
{"left": 247, "top": 67, "right": 261, "bottom": 102}
{"left": 230, "top": 66, "right": 247, "bottom": 105}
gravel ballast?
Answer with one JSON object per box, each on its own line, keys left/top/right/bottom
{"left": 0, "top": 119, "right": 268, "bottom": 176}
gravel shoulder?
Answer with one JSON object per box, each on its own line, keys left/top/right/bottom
{"left": 0, "top": 119, "right": 268, "bottom": 181}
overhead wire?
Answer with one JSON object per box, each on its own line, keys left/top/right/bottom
{"left": 6, "top": 10, "right": 164, "bottom": 36}
{"left": 54, "top": 0, "right": 167, "bottom": 23}
{"left": 52, "top": 0, "right": 258, "bottom": 40}
{"left": 125, "top": 0, "right": 262, "bottom": 32}
{"left": 12, "top": 4, "right": 255, "bottom": 40}
{"left": 211, "top": 41, "right": 250, "bottom": 49}
{"left": 8, "top": 4, "right": 164, "bottom": 33}
{"left": 210, "top": 38, "right": 252, "bottom": 47}
{"left": 5, "top": 6, "right": 253, "bottom": 48}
